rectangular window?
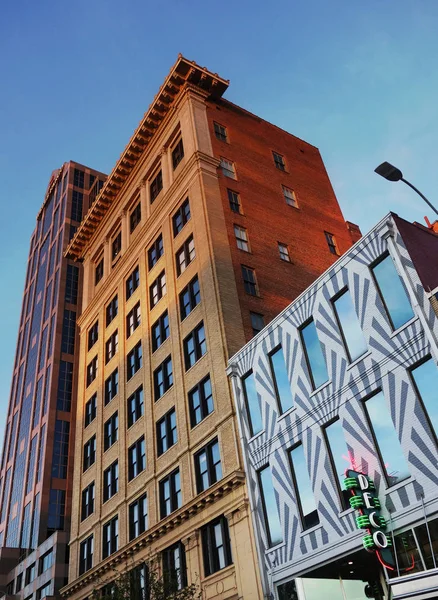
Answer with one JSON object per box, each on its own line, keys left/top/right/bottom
{"left": 162, "top": 542, "right": 187, "bottom": 593}
{"left": 25, "top": 563, "right": 36, "bottom": 585}
{"left": 81, "top": 482, "right": 95, "bottom": 521}
{"left": 332, "top": 289, "right": 368, "bottom": 362}
{"left": 220, "top": 157, "right": 236, "bottom": 179}
{"left": 157, "top": 408, "right": 178, "bottom": 456}
{"left": 103, "top": 461, "right": 119, "bottom": 502}
{"left": 84, "top": 393, "right": 97, "bottom": 427}
{"left": 88, "top": 320, "right": 98, "bottom": 350}
{"left": 371, "top": 253, "right": 414, "bottom": 330}
{"left": 324, "top": 231, "right": 339, "bottom": 256}
{"left": 39, "top": 549, "right": 53, "bottom": 574}
{"left": 201, "top": 516, "right": 232, "bottom": 576}
{"left": 129, "top": 494, "right": 148, "bottom": 540}
{"left": 148, "top": 234, "right": 164, "bottom": 270}
{"left": 127, "top": 341, "right": 142, "bottom": 380}
{"left": 278, "top": 242, "right": 291, "bottom": 262}
{"left": 172, "top": 138, "right": 185, "bottom": 170}
{"left": 150, "top": 170, "right": 163, "bottom": 203}
{"left": 86, "top": 356, "right": 98, "bottom": 387}
{"left": 323, "top": 419, "right": 351, "bottom": 509}
{"left": 150, "top": 270, "right": 166, "bottom": 308}
{"left": 173, "top": 198, "right": 191, "bottom": 236}
{"left": 61, "top": 309, "right": 76, "bottom": 354}
{"left": 105, "top": 330, "right": 118, "bottom": 363}
{"left": 128, "top": 436, "right": 146, "bottom": 480}
{"left": 79, "top": 536, "right": 93, "bottom": 574}
{"left": 105, "top": 368, "right": 118, "bottom": 405}
{"left": 189, "top": 375, "right": 214, "bottom": 428}
{"left": 154, "top": 356, "right": 173, "bottom": 400}
{"left": 282, "top": 185, "right": 298, "bottom": 207}
{"left": 184, "top": 322, "right": 207, "bottom": 370}
{"left": 111, "top": 231, "right": 122, "bottom": 261}
{"left": 179, "top": 275, "right": 201, "bottom": 320}
{"left": 57, "top": 360, "right": 73, "bottom": 411}
{"left": 227, "top": 189, "right": 242, "bottom": 213}
{"left": 234, "top": 225, "right": 250, "bottom": 252}
{"left": 176, "top": 235, "right": 195, "bottom": 276}
{"left": 159, "top": 468, "right": 181, "bottom": 518}
{"left": 126, "top": 302, "right": 141, "bottom": 338}
{"left": 364, "top": 391, "right": 410, "bottom": 486}
{"left": 273, "top": 151, "right": 286, "bottom": 171}
{"left": 289, "top": 444, "right": 319, "bottom": 530}
{"left": 258, "top": 465, "right": 283, "bottom": 546}
{"left": 65, "top": 264, "right": 79, "bottom": 304}
{"left": 152, "top": 310, "right": 170, "bottom": 352}
{"left": 269, "top": 346, "right": 293, "bottom": 413}
{"left": 195, "top": 438, "right": 222, "bottom": 493}
{"left": 36, "top": 581, "right": 52, "bottom": 599}
{"left": 127, "top": 386, "right": 144, "bottom": 428}
{"left": 130, "top": 202, "right": 141, "bottom": 233}
{"left": 104, "top": 412, "right": 118, "bottom": 451}
{"left": 214, "top": 122, "right": 228, "bottom": 142}
{"left": 242, "top": 371, "right": 263, "bottom": 436}
{"left": 102, "top": 516, "right": 118, "bottom": 559}
{"left": 250, "top": 312, "right": 265, "bottom": 336}
{"left": 410, "top": 357, "right": 438, "bottom": 439}
{"left": 51, "top": 420, "right": 70, "bottom": 479}
{"left": 106, "top": 295, "right": 118, "bottom": 326}
{"left": 74, "top": 168, "right": 84, "bottom": 188}
{"left": 83, "top": 435, "right": 96, "bottom": 471}
{"left": 126, "top": 265, "right": 140, "bottom": 299}
{"left": 300, "top": 319, "right": 329, "bottom": 390}
{"left": 241, "top": 266, "right": 258, "bottom": 296}
{"left": 95, "top": 258, "right": 104, "bottom": 285}
{"left": 71, "top": 190, "right": 83, "bottom": 221}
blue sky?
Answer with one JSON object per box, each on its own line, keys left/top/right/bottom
{"left": 0, "top": 0, "right": 437, "bottom": 446}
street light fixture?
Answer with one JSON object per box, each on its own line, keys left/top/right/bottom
{"left": 374, "top": 161, "right": 438, "bottom": 217}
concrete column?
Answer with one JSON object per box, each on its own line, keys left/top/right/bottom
{"left": 121, "top": 210, "right": 129, "bottom": 253}
{"left": 161, "top": 147, "right": 170, "bottom": 191}
{"left": 103, "top": 237, "right": 110, "bottom": 275}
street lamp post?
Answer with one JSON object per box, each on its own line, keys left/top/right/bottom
{"left": 374, "top": 161, "right": 438, "bottom": 217}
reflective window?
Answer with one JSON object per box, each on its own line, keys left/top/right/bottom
{"left": 372, "top": 254, "right": 414, "bottom": 330}
{"left": 269, "top": 346, "right": 293, "bottom": 413}
{"left": 242, "top": 372, "right": 263, "bottom": 436}
{"left": 410, "top": 358, "right": 438, "bottom": 439}
{"left": 323, "top": 419, "right": 351, "bottom": 509}
{"left": 258, "top": 465, "right": 283, "bottom": 546}
{"left": 289, "top": 444, "right": 319, "bottom": 530}
{"left": 333, "top": 290, "right": 368, "bottom": 362}
{"left": 300, "top": 320, "right": 328, "bottom": 389}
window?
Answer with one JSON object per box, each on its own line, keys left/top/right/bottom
{"left": 278, "top": 242, "right": 291, "bottom": 262}
{"left": 84, "top": 394, "right": 97, "bottom": 427}
{"left": 371, "top": 253, "right": 414, "bottom": 330}
{"left": 150, "top": 170, "right": 163, "bottom": 203}
{"left": 152, "top": 310, "right": 170, "bottom": 352}
{"left": 111, "top": 231, "right": 121, "bottom": 261}
{"left": 250, "top": 312, "right": 265, "bottom": 336}
{"left": 324, "top": 231, "right": 339, "bottom": 255}
{"left": 176, "top": 235, "right": 195, "bottom": 276}
{"left": 269, "top": 346, "right": 293, "bottom": 413}
{"left": 189, "top": 375, "right": 214, "bottom": 427}
{"left": 39, "top": 549, "right": 53, "bottom": 574}
{"left": 184, "top": 322, "right": 207, "bottom": 370}
{"left": 258, "top": 465, "right": 283, "bottom": 546}
{"left": 81, "top": 482, "right": 95, "bottom": 521}
{"left": 157, "top": 408, "right": 177, "bottom": 456}
{"left": 127, "top": 341, "right": 142, "bottom": 379}
{"left": 126, "top": 302, "right": 141, "bottom": 337}
{"left": 105, "top": 369, "right": 118, "bottom": 405}
{"left": 126, "top": 265, "right": 140, "bottom": 299}
{"left": 150, "top": 270, "right": 166, "bottom": 307}
{"left": 162, "top": 542, "right": 187, "bottom": 592}
{"left": 57, "top": 360, "right": 73, "bottom": 410}
{"left": 105, "top": 330, "right": 118, "bottom": 363}
{"left": 36, "top": 581, "right": 52, "bottom": 599}
{"left": 129, "top": 563, "right": 149, "bottom": 598}
{"left": 159, "top": 468, "right": 181, "bottom": 518}
{"left": 172, "top": 138, "right": 184, "bottom": 169}
{"left": 127, "top": 386, "right": 144, "bottom": 428}
{"left": 88, "top": 321, "right": 98, "bottom": 350}
{"left": 195, "top": 438, "right": 222, "bottom": 493}
{"left": 227, "top": 189, "right": 242, "bottom": 213}
{"left": 129, "top": 494, "right": 148, "bottom": 540}
{"left": 154, "top": 356, "right": 173, "bottom": 400}
{"left": 180, "top": 275, "right": 201, "bottom": 320}
{"left": 332, "top": 289, "right": 368, "bottom": 362}
{"left": 15, "top": 573, "right": 23, "bottom": 593}
{"left": 104, "top": 413, "right": 119, "bottom": 451}
{"left": 273, "top": 151, "right": 286, "bottom": 171}
{"left": 74, "top": 168, "right": 84, "bottom": 188}
{"left": 47, "top": 488, "right": 66, "bottom": 532}
{"left": 79, "top": 536, "right": 93, "bottom": 574}
{"left": 214, "top": 122, "right": 228, "bottom": 142}
{"left": 103, "top": 461, "right": 119, "bottom": 502}
{"left": 300, "top": 319, "right": 329, "bottom": 390}
{"left": 173, "top": 199, "right": 191, "bottom": 236}
{"left": 282, "top": 185, "right": 298, "bottom": 208}
{"left": 52, "top": 420, "right": 70, "bottom": 478}
{"left": 130, "top": 202, "right": 141, "bottom": 233}
{"left": 102, "top": 516, "right": 118, "bottom": 559}
{"left": 234, "top": 225, "right": 250, "bottom": 252}
{"left": 106, "top": 295, "right": 118, "bottom": 326}
{"left": 201, "top": 516, "right": 232, "bottom": 576}
{"left": 410, "top": 357, "right": 438, "bottom": 438}
{"left": 364, "top": 391, "right": 410, "bottom": 486}
{"left": 323, "top": 419, "right": 351, "bottom": 509}
{"left": 65, "top": 264, "right": 79, "bottom": 304}
{"left": 289, "top": 444, "right": 319, "bottom": 530}
{"left": 148, "top": 234, "right": 164, "bottom": 270}
{"left": 86, "top": 356, "right": 98, "bottom": 387}
{"left": 25, "top": 563, "right": 36, "bottom": 585}
{"left": 83, "top": 436, "right": 96, "bottom": 471}
{"left": 128, "top": 437, "right": 146, "bottom": 480}
{"left": 242, "top": 371, "right": 263, "bottom": 436}
{"left": 241, "top": 265, "right": 259, "bottom": 296}
{"left": 71, "top": 190, "right": 83, "bottom": 221}
{"left": 95, "top": 258, "right": 104, "bottom": 285}
{"left": 220, "top": 157, "right": 236, "bottom": 179}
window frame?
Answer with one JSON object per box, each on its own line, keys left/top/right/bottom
{"left": 79, "top": 535, "right": 93, "bottom": 575}
{"left": 130, "top": 202, "right": 141, "bottom": 233}
{"left": 324, "top": 231, "right": 340, "bottom": 256}
{"left": 194, "top": 437, "right": 222, "bottom": 493}
{"left": 105, "top": 329, "right": 118, "bottom": 364}
{"left": 272, "top": 151, "right": 286, "bottom": 171}
{"left": 257, "top": 464, "right": 283, "bottom": 547}
{"left": 282, "top": 185, "right": 298, "bottom": 208}
{"left": 104, "top": 368, "right": 119, "bottom": 405}
{"left": 156, "top": 407, "right": 178, "bottom": 456}
{"left": 103, "top": 412, "right": 119, "bottom": 452}
{"left": 331, "top": 287, "right": 367, "bottom": 363}
{"left": 188, "top": 375, "right": 214, "bottom": 428}
{"left": 321, "top": 418, "right": 351, "bottom": 510}
{"left": 126, "top": 265, "right": 140, "bottom": 299}
{"left": 278, "top": 242, "right": 291, "bottom": 262}
{"left": 268, "top": 345, "right": 293, "bottom": 414}
{"left": 183, "top": 322, "right": 207, "bottom": 371}
{"left": 128, "top": 436, "right": 146, "bottom": 481}
{"left": 214, "top": 122, "right": 228, "bottom": 142}
{"left": 126, "top": 302, "right": 141, "bottom": 338}
{"left": 159, "top": 468, "right": 181, "bottom": 519}
{"left": 241, "top": 370, "right": 263, "bottom": 437}
{"left": 129, "top": 493, "right": 148, "bottom": 541}
{"left": 103, "top": 460, "right": 119, "bottom": 502}
{"left": 150, "top": 170, "right": 163, "bottom": 203}
{"left": 172, "top": 199, "right": 191, "bottom": 237}
{"left": 234, "top": 225, "right": 250, "bottom": 252}
{"left": 150, "top": 270, "right": 166, "bottom": 308}
{"left": 299, "top": 318, "right": 328, "bottom": 391}
{"left": 179, "top": 275, "right": 201, "bottom": 320}
{"left": 288, "top": 443, "right": 320, "bottom": 531}
{"left": 127, "top": 386, "right": 144, "bottom": 428}
{"left": 201, "top": 515, "right": 233, "bottom": 577}
{"left": 151, "top": 310, "right": 170, "bottom": 352}
{"left": 81, "top": 481, "right": 95, "bottom": 521}
{"left": 172, "top": 138, "right": 184, "bottom": 170}
{"left": 176, "top": 234, "right": 196, "bottom": 276}
{"left": 102, "top": 515, "right": 119, "bottom": 559}
{"left": 148, "top": 233, "right": 164, "bottom": 270}
{"left": 220, "top": 157, "right": 236, "bottom": 179}
{"left": 106, "top": 295, "right": 118, "bottom": 327}
{"left": 127, "top": 341, "right": 143, "bottom": 380}
{"left": 227, "top": 189, "right": 242, "bottom": 214}
{"left": 241, "top": 265, "right": 259, "bottom": 296}
{"left": 154, "top": 356, "right": 173, "bottom": 401}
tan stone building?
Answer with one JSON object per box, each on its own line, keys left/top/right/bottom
{"left": 62, "top": 56, "right": 358, "bottom": 600}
